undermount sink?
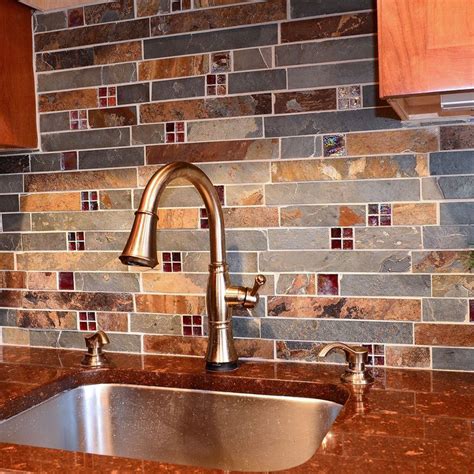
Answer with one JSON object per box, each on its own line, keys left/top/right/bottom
{"left": 0, "top": 383, "right": 342, "bottom": 471}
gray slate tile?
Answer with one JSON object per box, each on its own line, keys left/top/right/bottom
{"left": 422, "top": 176, "right": 474, "bottom": 200}
{"left": 281, "top": 136, "right": 322, "bottom": 158}
{"left": 268, "top": 228, "right": 329, "bottom": 250}
{"left": 75, "top": 272, "right": 140, "bottom": 292}
{"left": 22, "top": 233, "right": 66, "bottom": 251}
{"left": 440, "top": 203, "right": 474, "bottom": 225}
{"left": 423, "top": 225, "right": 474, "bottom": 249}
{"left": 228, "top": 69, "right": 286, "bottom": 94}
{"left": 0, "top": 175, "right": 23, "bottom": 193}
{"left": 233, "top": 47, "right": 273, "bottom": 71}
{"left": 152, "top": 76, "right": 205, "bottom": 101}
{"left": 290, "top": 0, "right": 374, "bottom": 18}
{"left": 422, "top": 299, "right": 468, "bottom": 322}
{"left": 432, "top": 347, "right": 474, "bottom": 371}
{"left": 79, "top": 147, "right": 144, "bottom": 169}
{"left": 117, "top": 83, "right": 150, "bottom": 105}
{"left": 0, "top": 234, "right": 22, "bottom": 251}
{"left": 0, "top": 195, "right": 19, "bottom": 213}
{"left": 429, "top": 150, "right": 474, "bottom": 176}
{"left": 40, "top": 112, "right": 70, "bottom": 133}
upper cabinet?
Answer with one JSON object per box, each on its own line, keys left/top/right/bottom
{"left": 0, "top": 0, "right": 37, "bottom": 150}
{"left": 19, "top": 1, "right": 112, "bottom": 11}
{"left": 377, "top": 0, "right": 474, "bottom": 121}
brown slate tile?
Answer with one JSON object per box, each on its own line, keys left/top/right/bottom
{"left": 38, "top": 89, "right": 98, "bottom": 112}
{"left": 412, "top": 251, "right": 472, "bottom": 274}
{"left": 280, "top": 205, "right": 366, "bottom": 227}
{"left": 385, "top": 346, "right": 431, "bottom": 368}
{"left": 223, "top": 207, "right": 279, "bottom": 228}
{"left": 0, "top": 290, "right": 22, "bottom": 308}
{"left": 0, "top": 254, "right": 15, "bottom": 271}
{"left": 144, "top": 335, "right": 207, "bottom": 356}
{"left": 135, "top": 294, "right": 206, "bottom": 314}
{"left": 136, "top": 0, "right": 170, "bottom": 17}
{"left": 146, "top": 139, "right": 278, "bottom": 165}
{"left": 392, "top": 203, "right": 437, "bottom": 225}
{"left": 142, "top": 273, "right": 207, "bottom": 294}
{"left": 274, "top": 88, "right": 337, "bottom": 114}
{"left": 150, "top": 0, "right": 286, "bottom": 36}
{"left": 17, "top": 310, "right": 77, "bottom": 330}
{"left": 415, "top": 324, "right": 474, "bottom": 347}
{"left": 94, "top": 41, "right": 142, "bottom": 65}
{"left": 440, "top": 124, "right": 474, "bottom": 150}
{"left": 140, "top": 94, "right": 272, "bottom": 123}
{"left": 88, "top": 106, "right": 137, "bottom": 128}
{"left": 97, "top": 312, "right": 129, "bottom": 332}
{"left": 226, "top": 184, "right": 264, "bottom": 206}
{"left": 0, "top": 272, "right": 27, "bottom": 289}
{"left": 431, "top": 275, "right": 474, "bottom": 298}
{"left": 27, "top": 272, "right": 57, "bottom": 290}
{"left": 281, "top": 11, "right": 374, "bottom": 43}
{"left": 139, "top": 54, "right": 209, "bottom": 80}
{"left": 157, "top": 209, "right": 199, "bottom": 229}
{"left": 84, "top": 0, "right": 134, "bottom": 24}
{"left": 20, "top": 192, "right": 81, "bottom": 212}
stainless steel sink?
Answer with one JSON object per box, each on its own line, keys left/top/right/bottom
{"left": 0, "top": 383, "right": 342, "bottom": 471}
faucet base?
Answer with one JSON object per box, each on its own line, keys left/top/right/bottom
{"left": 206, "top": 361, "right": 238, "bottom": 372}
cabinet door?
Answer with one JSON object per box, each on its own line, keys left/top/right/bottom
{"left": 0, "top": 0, "right": 38, "bottom": 149}
{"left": 378, "top": 0, "right": 474, "bottom": 98}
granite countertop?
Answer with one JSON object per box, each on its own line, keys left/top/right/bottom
{"left": 0, "top": 345, "right": 473, "bottom": 473}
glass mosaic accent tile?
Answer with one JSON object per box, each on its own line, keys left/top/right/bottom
{"left": 368, "top": 203, "right": 392, "bottom": 226}
{"left": 67, "top": 8, "right": 84, "bottom": 28}
{"left": 323, "top": 134, "right": 346, "bottom": 157}
{"left": 162, "top": 251, "right": 182, "bottom": 272}
{"left": 165, "top": 122, "right": 186, "bottom": 143}
{"left": 363, "top": 343, "right": 385, "bottom": 366}
{"left": 470, "top": 300, "right": 474, "bottom": 322}
{"left": 200, "top": 208, "right": 209, "bottom": 229}
{"left": 337, "top": 85, "right": 361, "bottom": 110}
{"left": 60, "top": 152, "right": 77, "bottom": 171}
{"left": 69, "top": 110, "right": 88, "bottom": 130}
{"left": 67, "top": 231, "right": 85, "bottom": 251}
{"left": 79, "top": 311, "right": 97, "bottom": 332}
{"left": 330, "top": 227, "right": 354, "bottom": 250}
{"left": 182, "top": 314, "right": 203, "bottom": 336}
{"left": 58, "top": 272, "right": 74, "bottom": 290}
{"left": 81, "top": 191, "right": 99, "bottom": 211}
{"left": 207, "top": 74, "right": 227, "bottom": 96}
{"left": 211, "top": 52, "right": 232, "bottom": 73}
{"left": 98, "top": 87, "right": 117, "bottom": 108}
{"left": 317, "top": 274, "right": 339, "bottom": 295}
{"left": 171, "top": 0, "right": 191, "bottom": 11}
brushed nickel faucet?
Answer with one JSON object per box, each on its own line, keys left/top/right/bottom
{"left": 81, "top": 330, "right": 111, "bottom": 367}
{"left": 120, "top": 162, "right": 266, "bottom": 371}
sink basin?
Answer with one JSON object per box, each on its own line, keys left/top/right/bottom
{"left": 0, "top": 383, "right": 342, "bottom": 471}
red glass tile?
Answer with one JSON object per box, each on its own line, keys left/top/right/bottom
{"left": 176, "top": 122, "right": 184, "bottom": 132}
{"left": 343, "top": 240, "right": 353, "bottom": 250}
{"left": 70, "top": 121, "right": 79, "bottom": 130}
{"left": 207, "top": 86, "right": 216, "bottom": 95}
{"left": 90, "top": 191, "right": 98, "bottom": 200}
{"left": 380, "top": 204, "right": 391, "bottom": 214}
{"left": 81, "top": 202, "right": 89, "bottom": 211}
{"left": 77, "top": 241, "right": 85, "bottom": 251}
{"left": 183, "top": 326, "right": 192, "bottom": 335}
{"left": 177, "top": 133, "right": 185, "bottom": 143}
{"left": 80, "top": 322, "right": 87, "bottom": 331}
{"left": 162, "top": 252, "right": 171, "bottom": 262}
{"left": 172, "top": 252, "right": 181, "bottom": 261}
{"left": 88, "top": 312, "right": 95, "bottom": 321}
{"left": 59, "top": 272, "right": 74, "bottom": 290}
{"left": 193, "top": 315, "right": 202, "bottom": 324}
{"left": 217, "top": 75, "right": 226, "bottom": 84}
{"left": 374, "top": 344, "right": 384, "bottom": 355}
{"left": 317, "top": 274, "right": 338, "bottom": 295}
{"left": 108, "top": 87, "right": 116, "bottom": 95}
{"left": 61, "top": 152, "right": 77, "bottom": 171}
{"left": 193, "top": 327, "right": 202, "bottom": 336}
{"left": 163, "top": 262, "right": 172, "bottom": 272}
{"left": 331, "top": 228, "right": 341, "bottom": 238}
{"left": 71, "top": 110, "right": 79, "bottom": 120}
{"left": 368, "top": 204, "right": 378, "bottom": 214}
{"left": 331, "top": 239, "right": 342, "bottom": 249}
{"left": 79, "top": 312, "right": 87, "bottom": 321}
{"left": 200, "top": 219, "right": 209, "bottom": 229}
{"left": 207, "top": 74, "right": 216, "bottom": 85}
{"left": 166, "top": 133, "right": 175, "bottom": 143}
{"left": 99, "top": 98, "right": 107, "bottom": 107}
{"left": 68, "top": 232, "right": 75, "bottom": 241}
{"left": 99, "top": 87, "right": 107, "bottom": 97}
{"left": 342, "top": 228, "right": 353, "bottom": 238}
{"left": 166, "top": 122, "right": 174, "bottom": 132}
{"left": 363, "top": 344, "right": 373, "bottom": 354}
{"left": 77, "top": 232, "right": 84, "bottom": 240}
{"left": 217, "top": 85, "right": 226, "bottom": 95}
{"left": 469, "top": 300, "right": 474, "bottom": 322}
{"left": 68, "top": 242, "right": 76, "bottom": 251}
{"left": 183, "top": 315, "right": 192, "bottom": 325}
{"left": 374, "top": 357, "right": 384, "bottom": 366}
{"left": 200, "top": 209, "right": 208, "bottom": 218}
{"left": 172, "top": 263, "right": 182, "bottom": 272}
{"left": 89, "top": 322, "right": 97, "bottom": 331}
{"left": 108, "top": 97, "right": 116, "bottom": 107}
{"left": 368, "top": 216, "right": 378, "bottom": 226}
{"left": 79, "top": 110, "right": 87, "bottom": 119}
{"left": 90, "top": 202, "right": 98, "bottom": 211}
{"left": 380, "top": 216, "right": 391, "bottom": 226}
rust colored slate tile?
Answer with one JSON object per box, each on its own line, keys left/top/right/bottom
{"left": 139, "top": 54, "right": 209, "bottom": 80}
{"left": 25, "top": 169, "right": 137, "bottom": 192}
{"left": 1, "top": 328, "right": 30, "bottom": 346}
{"left": 267, "top": 296, "right": 421, "bottom": 321}
{"left": 151, "top": 0, "right": 286, "bottom": 36}
{"left": 274, "top": 89, "right": 337, "bottom": 114}
{"left": 88, "top": 106, "right": 137, "bottom": 128}
{"left": 27, "top": 272, "right": 57, "bottom": 290}
{"left": 97, "top": 312, "right": 128, "bottom": 332}
{"left": 146, "top": 139, "right": 278, "bottom": 165}
{"left": 280, "top": 205, "right": 366, "bottom": 227}
{"left": 236, "top": 339, "right": 274, "bottom": 359}
{"left": 38, "top": 89, "right": 98, "bottom": 112}
{"left": 135, "top": 294, "right": 206, "bottom": 314}
{"left": 432, "top": 275, "right": 474, "bottom": 298}
{"left": 0, "top": 254, "right": 15, "bottom": 271}
{"left": 20, "top": 192, "right": 81, "bottom": 212}
{"left": 157, "top": 209, "right": 199, "bottom": 229}
{"left": 392, "top": 203, "right": 437, "bottom": 225}
{"left": 94, "top": 41, "right": 142, "bottom": 65}
{"left": 17, "top": 310, "right": 77, "bottom": 330}
{"left": 142, "top": 273, "right": 207, "bottom": 294}
{"left": 415, "top": 324, "right": 474, "bottom": 347}
{"left": 412, "top": 251, "right": 471, "bottom": 274}
{"left": 22, "top": 291, "right": 134, "bottom": 312}
{"left": 226, "top": 184, "right": 264, "bottom": 206}
{"left": 144, "top": 335, "right": 207, "bottom": 356}
{"left": 272, "top": 155, "right": 427, "bottom": 183}
{"left": 84, "top": 0, "right": 134, "bottom": 24}
{"left": 346, "top": 128, "right": 439, "bottom": 155}
{"left": 223, "top": 207, "right": 279, "bottom": 228}
{"left": 276, "top": 274, "right": 316, "bottom": 295}
{"left": 0, "top": 272, "right": 26, "bottom": 289}
{"left": 137, "top": 0, "right": 170, "bottom": 17}
{"left": 0, "top": 290, "right": 22, "bottom": 308}
{"left": 440, "top": 124, "right": 474, "bottom": 150}
{"left": 385, "top": 346, "right": 431, "bottom": 368}
{"left": 281, "top": 12, "right": 374, "bottom": 43}
{"left": 35, "top": 18, "right": 150, "bottom": 52}
{"left": 140, "top": 94, "right": 271, "bottom": 123}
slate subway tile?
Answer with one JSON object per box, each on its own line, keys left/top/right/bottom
{"left": 276, "top": 36, "right": 375, "bottom": 67}
{"left": 22, "top": 233, "right": 67, "bottom": 251}
{"left": 233, "top": 317, "right": 260, "bottom": 339}
{"left": 35, "top": 18, "right": 150, "bottom": 52}
{"left": 0, "top": 309, "right": 17, "bottom": 326}
{"left": 39, "top": 112, "right": 70, "bottom": 133}
{"left": 146, "top": 139, "right": 277, "bottom": 165}
{"left": 144, "top": 24, "right": 278, "bottom": 59}
{"left": 423, "top": 225, "right": 474, "bottom": 249}
{"left": 276, "top": 274, "right": 316, "bottom": 295}
{"left": 280, "top": 205, "right": 366, "bottom": 227}
{"left": 422, "top": 299, "right": 468, "bottom": 323}
{"left": 0, "top": 272, "right": 26, "bottom": 290}
{"left": 440, "top": 203, "right": 474, "bottom": 225}
{"left": 0, "top": 175, "right": 24, "bottom": 193}
{"left": 281, "top": 136, "right": 322, "bottom": 159}
{"left": 139, "top": 55, "right": 209, "bottom": 81}
{"left": 142, "top": 273, "right": 208, "bottom": 294}
{"left": 0, "top": 156, "right": 29, "bottom": 175}
{"left": 0, "top": 234, "right": 22, "bottom": 252}
{"left": 97, "top": 312, "right": 129, "bottom": 332}
{"left": 27, "top": 272, "right": 57, "bottom": 290}
{"left": 430, "top": 151, "right": 474, "bottom": 176}
{"left": 440, "top": 125, "right": 474, "bottom": 150}
{"left": 30, "top": 153, "right": 63, "bottom": 172}
{"left": 150, "top": 0, "right": 286, "bottom": 37}
{"left": 412, "top": 251, "right": 471, "bottom": 274}
{"left": 267, "top": 296, "right": 420, "bottom": 321}
{"left": 385, "top": 346, "right": 431, "bottom": 369}
{"left": 117, "top": 83, "right": 150, "bottom": 105}
{"left": 228, "top": 69, "right": 286, "bottom": 95}
{"left": 432, "top": 347, "right": 474, "bottom": 371}
{"left": 17, "top": 252, "right": 124, "bottom": 272}
{"left": 432, "top": 275, "right": 474, "bottom": 298}
{"left": 135, "top": 294, "right": 206, "bottom": 314}
{"left": 74, "top": 272, "right": 140, "bottom": 293}
{"left": 151, "top": 76, "right": 205, "bottom": 101}
{"left": 84, "top": 0, "right": 134, "bottom": 25}
{"left": 140, "top": 94, "right": 272, "bottom": 123}
{"left": 38, "top": 89, "right": 97, "bottom": 113}
{"left": 392, "top": 203, "right": 437, "bottom": 226}
{"left": 2, "top": 214, "right": 31, "bottom": 232}
{"left": 134, "top": 186, "right": 202, "bottom": 208}
{"left": 261, "top": 319, "right": 413, "bottom": 344}
{"left": 25, "top": 168, "right": 136, "bottom": 192}
{"left": 264, "top": 108, "right": 400, "bottom": 138}
{"left": 34, "top": 11, "right": 67, "bottom": 32}
{"left": 183, "top": 251, "right": 258, "bottom": 273}
{"left": 130, "top": 313, "right": 183, "bottom": 335}
{"left": 233, "top": 47, "right": 272, "bottom": 71}
{"left": 274, "top": 89, "right": 337, "bottom": 114}
{"left": 132, "top": 124, "right": 165, "bottom": 145}
{"left": 415, "top": 324, "right": 474, "bottom": 347}
{"left": 0, "top": 254, "right": 15, "bottom": 271}
{"left": 265, "top": 179, "right": 420, "bottom": 205}
{"left": 157, "top": 208, "right": 199, "bottom": 229}
{"left": 268, "top": 228, "right": 329, "bottom": 250}
{"left": 290, "top": 0, "right": 374, "bottom": 19}
{"left": 272, "top": 154, "right": 427, "bottom": 183}
{"left": 355, "top": 227, "right": 422, "bottom": 250}
{"left": 84, "top": 231, "right": 128, "bottom": 250}
{"left": 16, "top": 310, "right": 77, "bottom": 330}
{"left": 259, "top": 251, "right": 411, "bottom": 273}
{"left": 422, "top": 176, "right": 474, "bottom": 200}
{"left": 41, "top": 128, "right": 131, "bottom": 152}
{"left": 2, "top": 327, "right": 30, "bottom": 346}
{"left": 340, "top": 274, "right": 431, "bottom": 298}
{"left": 99, "top": 190, "right": 132, "bottom": 210}
{"left": 88, "top": 106, "right": 137, "bottom": 128}
{"left": 0, "top": 195, "right": 19, "bottom": 213}
{"left": 187, "top": 117, "right": 263, "bottom": 142}
{"left": 288, "top": 60, "right": 377, "bottom": 90}
{"left": 79, "top": 147, "right": 144, "bottom": 170}
{"left": 362, "top": 84, "right": 388, "bottom": 108}
{"left": 281, "top": 11, "right": 374, "bottom": 43}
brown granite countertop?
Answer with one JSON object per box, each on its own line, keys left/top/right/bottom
{"left": 0, "top": 345, "right": 473, "bottom": 473}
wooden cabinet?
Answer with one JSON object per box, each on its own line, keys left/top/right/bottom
{"left": 19, "top": 1, "right": 112, "bottom": 11}
{"left": 377, "top": 0, "right": 474, "bottom": 121}
{"left": 0, "top": 0, "right": 37, "bottom": 150}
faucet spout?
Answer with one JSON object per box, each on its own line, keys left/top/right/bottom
{"left": 120, "top": 162, "right": 265, "bottom": 371}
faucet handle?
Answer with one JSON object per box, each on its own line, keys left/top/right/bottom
{"left": 243, "top": 274, "right": 266, "bottom": 308}
{"left": 250, "top": 274, "right": 266, "bottom": 297}
{"left": 318, "top": 342, "right": 374, "bottom": 385}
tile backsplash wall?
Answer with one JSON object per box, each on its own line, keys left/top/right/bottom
{"left": 0, "top": 0, "right": 473, "bottom": 370}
